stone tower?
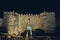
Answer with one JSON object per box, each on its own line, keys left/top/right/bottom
{"left": 40, "top": 12, "right": 55, "bottom": 33}
{"left": 3, "top": 11, "right": 19, "bottom": 36}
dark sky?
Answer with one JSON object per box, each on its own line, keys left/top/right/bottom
{"left": 0, "top": 0, "right": 60, "bottom": 25}
{"left": 0, "top": 0, "right": 60, "bottom": 24}
{"left": 0, "top": 0, "right": 60, "bottom": 14}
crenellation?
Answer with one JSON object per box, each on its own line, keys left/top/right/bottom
{"left": 28, "top": 13, "right": 30, "bottom": 16}
{"left": 3, "top": 11, "right": 55, "bottom": 36}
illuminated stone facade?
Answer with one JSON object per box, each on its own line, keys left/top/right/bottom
{"left": 3, "top": 11, "right": 55, "bottom": 36}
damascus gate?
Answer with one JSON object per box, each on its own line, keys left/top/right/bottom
{"left": 3, "top": 11, "right": 55, "bottom": 36}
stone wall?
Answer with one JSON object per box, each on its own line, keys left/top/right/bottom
{"left": 3, "top": 11, "right": 55, "bottom": 36}
{"left": 39, "top": 12, "right": 55, "bottom": 33}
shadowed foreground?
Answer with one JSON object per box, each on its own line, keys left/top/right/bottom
{"left": 0, "top": 36, "right": 58, "bottom": 40}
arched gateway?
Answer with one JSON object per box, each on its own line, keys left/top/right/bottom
{"left": 3, "top": 11, "right": 55, "bottom": 36}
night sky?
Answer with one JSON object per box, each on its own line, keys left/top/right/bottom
{"left": 0, "top": 0, "right": 60, "bottom": 33}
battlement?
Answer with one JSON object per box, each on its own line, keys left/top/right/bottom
{"left": 4, "top": 11, "right": 55, "bottom": 16}
{"left": 3, "top": 11, "right": 55, "bottom": 36}
{"left": 4, "top": 11, "right": 19, "bottom": 15}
